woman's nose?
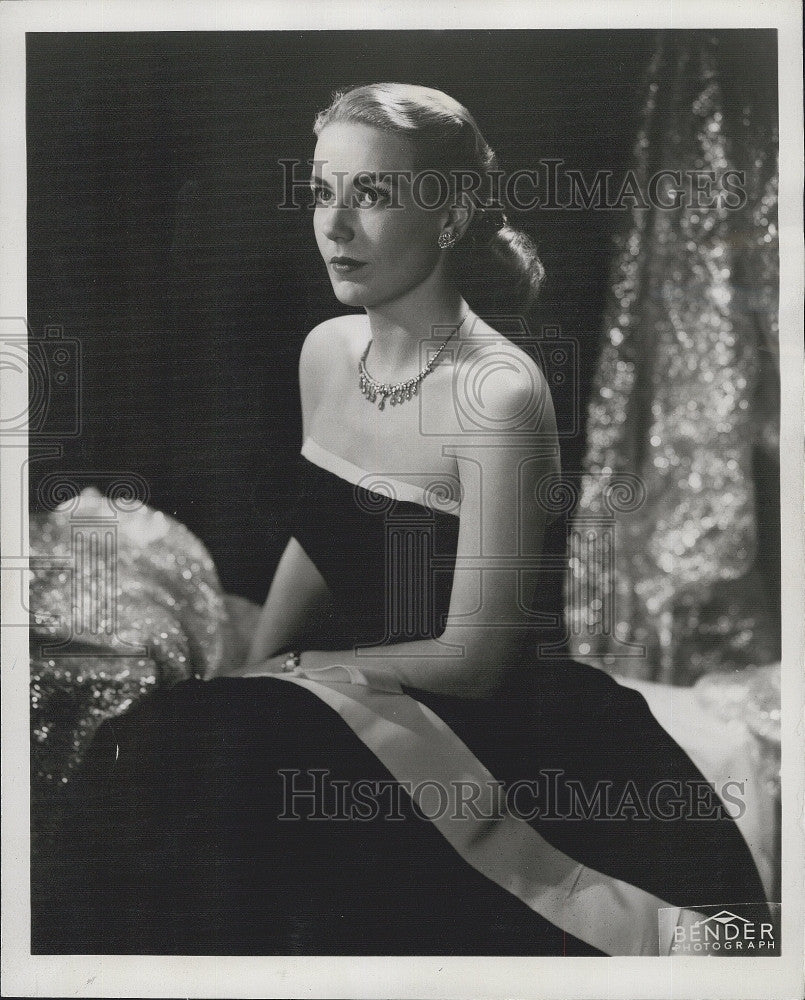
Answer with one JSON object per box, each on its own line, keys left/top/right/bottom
{"left": 320, "top": 201, "right": 355, "bottom": 242}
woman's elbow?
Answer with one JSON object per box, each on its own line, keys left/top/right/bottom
{"left": 440, "top": 629, "right": 520, "bottom": 700}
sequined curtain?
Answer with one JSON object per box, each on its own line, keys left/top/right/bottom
{"left": 565, "top": 33, "right": 780, "bottom": 684}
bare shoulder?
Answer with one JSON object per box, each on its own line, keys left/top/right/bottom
{"left": 457, "top": 316, "right": 539, "bottom": 367}
{"left": 452, "top": 320, "right": 555, "bottom": 432}
{"left": 299, "top": 314, "right": 366, "bottom": 375}
{"left": 300, "top": 315, "right": 348, "bottom": 361}
{"left": 299, "top": 316, "right": 366, "bottom": 434}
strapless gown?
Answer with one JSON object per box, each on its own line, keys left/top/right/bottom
{"left": 33, "top": 438, "right": 770, "bottom": 956}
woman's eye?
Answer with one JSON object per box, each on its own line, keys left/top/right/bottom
{"left": 310, "top": 185, "right": 333, "bottom": 205}
{"left": 310, "top": 184, "right": 390, "bottom": 208}
{"left": 355, "top": 188, "right": 378, "bottom": 208}
{"left": 356, "top": 186, "right": 390, "bottom": 208}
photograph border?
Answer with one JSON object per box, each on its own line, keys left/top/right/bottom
{"left": 2, "top": 1, "right": 803, "bottom": 998}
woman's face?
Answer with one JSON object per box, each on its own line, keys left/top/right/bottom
{"left": 311, "top": 121, "right": 446, "bottom": 309}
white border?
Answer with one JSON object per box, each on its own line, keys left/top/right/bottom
{"left": 2, "top": 2, "right": 803, "bottom": 998}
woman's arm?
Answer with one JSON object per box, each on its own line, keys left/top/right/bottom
{"left": 246, "top": 345, "right": 562, "bottom": 700}
{"left": 240, "top": 536, "right": 335, "bottom": 670}
{"left": 233, "top": 319, "right": 342, "bottom": 673}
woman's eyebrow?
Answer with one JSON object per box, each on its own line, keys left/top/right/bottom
{"left": 309, "top": 172, "right": 397, "bottom": 188}
{"left": 357, "top": 172, "right": 398, "bottom": 188}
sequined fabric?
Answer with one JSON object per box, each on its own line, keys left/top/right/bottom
{"left": 565, "top": 35, "right": 780, "bottom": 684}
{"left": 30, "top": 486, "right": 237, "bottom": 791}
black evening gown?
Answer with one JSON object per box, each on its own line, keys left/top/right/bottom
{"left": 34, "top": 440, "right": 770, "bottom": 956}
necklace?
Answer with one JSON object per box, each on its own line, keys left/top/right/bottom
{"left": 358, "top": 311, "right": 468, "bottom": 410}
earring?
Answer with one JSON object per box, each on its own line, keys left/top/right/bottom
{"left": 438, "top": 230, "right": 458, "bottom": 249}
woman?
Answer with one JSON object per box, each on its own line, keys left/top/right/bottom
{"left": 42, "top": 82, "right": 768, "bottom": 957}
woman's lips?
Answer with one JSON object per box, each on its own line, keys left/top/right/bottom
{"left": 330, "top": 258, "right": 367, "bottom": 276}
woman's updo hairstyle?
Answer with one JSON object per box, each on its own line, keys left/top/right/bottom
{"left": 313, "top": 82, "right": 545, "bottom": 318}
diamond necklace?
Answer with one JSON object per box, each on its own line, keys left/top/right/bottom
{"left": 358, "top": 311, "right": 468, "bottom": 410}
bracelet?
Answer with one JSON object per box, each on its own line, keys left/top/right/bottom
{"left": 281, "top": 649, "right": 302, "bottom": 672}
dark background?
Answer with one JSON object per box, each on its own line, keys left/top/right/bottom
{"left": 27, "top": 30, "right": 778, "bottom": 604}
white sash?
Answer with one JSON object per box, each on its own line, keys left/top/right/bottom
{"left": 269, "top": 664, "right": 704, "bottom": 956}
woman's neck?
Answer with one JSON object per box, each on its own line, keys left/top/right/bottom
{"left": 363, "top": 284, "right": 470, "bottom": 383}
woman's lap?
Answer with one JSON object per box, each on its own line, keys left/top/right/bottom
{"left": 34, "top": 664, "right": 767, "bottom": 955}
{"left": 410, "top": 657, "right": 769, "bottom": 907}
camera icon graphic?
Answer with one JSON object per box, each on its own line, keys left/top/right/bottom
{"left": 1, "top": 317, "right": 82, "bottom": 438}
{"left": 418, "top": 315, "right": 579, "bottom": 438}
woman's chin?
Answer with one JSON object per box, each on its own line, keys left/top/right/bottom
{"left": 330, "top": 283, "right": 368, "bottom": 306}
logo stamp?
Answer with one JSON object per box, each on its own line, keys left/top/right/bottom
{"left": 659, "top": 903, "right": 780, "bottom": 956}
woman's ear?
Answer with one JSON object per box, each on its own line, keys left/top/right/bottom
{"left": 445, "top": 192, "right": 475, "bottom": 243}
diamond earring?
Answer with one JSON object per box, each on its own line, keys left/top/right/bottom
{"left": 437, "top": 230, "right": 458, "bottom": 249}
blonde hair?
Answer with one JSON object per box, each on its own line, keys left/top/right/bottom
{"left": 313, "top": 82, "right": 545, "bottom": 317}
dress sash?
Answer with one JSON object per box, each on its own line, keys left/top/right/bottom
{"left": 269, "top": 664, "right": 705, "bottom": 956}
